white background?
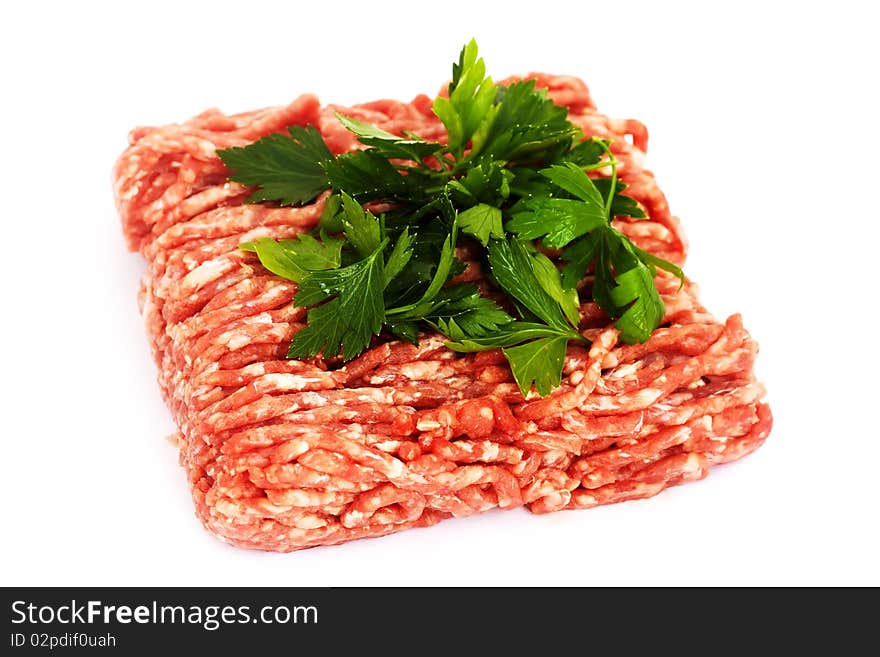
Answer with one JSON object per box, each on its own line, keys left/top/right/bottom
{"left": 2, "top": 0, "right": 877, "bottom": 586}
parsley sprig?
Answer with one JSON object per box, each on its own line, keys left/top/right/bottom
{"left": 219, "top": 40, "right": 683, "bottom": 397}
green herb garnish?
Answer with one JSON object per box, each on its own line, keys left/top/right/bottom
{"left": 217, "top": 39, "right": 683, "bottom": 397}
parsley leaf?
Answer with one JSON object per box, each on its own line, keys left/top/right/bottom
{"left": 380, "top": 219, "right": 450, "bottom": 308}
{"left": 529, "top": 250, "right": 581, "bottom": 327}
{"left": 572, "top": 225, "right": 669, "bottom": 344}
{"left": 605, "top": 231, "right": 665, "bottom": 343}
{"left": 445, "top": 320, "right": 575, "bottom": 396}
{"left": 387, "top": 320, "right": 420, "bottom": 344}
{"left": 507, "top": 197, "right": 606, "bottom": 248}
{"left": 449, "top": 239, "right": 583, "bottom": 397}
{"left": 240, "top": 235, "right": 342, "bottom": 283}
{"left": 633, "top": 243, "right": 685, "bottom": 286}
{"left": 458, "top": 203, "right": 504, "bottom": 246}
{"left": 383, "top": 227, "right": 414, "bottom": 281}
{"left": 317, "top": 194, "right": 344, "bottom": 233}
{"left": 433, "top": 39, "right": 497, "bottom": 159}
{"left": 610, "top": 264, "right": 664, "bottom": 343}
{"left": 478, "top": 80, "right": 579, "bottom": 162}
{"left": 335, "top": 113, "right": 444, "bottom": 164}
{"left": 425, "top": 285, "right": 513, "bottom": 340}
{"left": 506, "top": 163, "right": 607, "bottom": 247}
{"left": 542, "top": 162, "right": 607, "bottom": 205}
{"left": 507, "top": 167, "right": 550, "bottom": 199}
{"left": 217, "top": 126, "right": 333, "bottom": 205}
{"left": 387, "top": 214, "right": 460, "bottom": 318}
{"left": 338, "top": 192, "right": 382, "bottom": 257}
{"left": 487, "top": 237, "right": 578, "bottom": 333}
{"left": 560, "top": 232, "right": 601, "bottom": 290}
{"left": 564, "top": 139, "right": 605, "bottom": 166}
{"left": 446, "top": 321, "right": 572, "bottom": 351}
{"left": 503, "top": 336, "right": 569, "bottom": 397}
{"left": 323, "top": 150, "right": 430, "bottom": 204}
{"left": 447, "top": 159, "right": 512, "bottom": 206}
{"left": 288, "top": 238, "right": 387, "bottom": 360}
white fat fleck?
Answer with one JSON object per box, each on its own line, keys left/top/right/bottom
{"left": 280, "top": 439, "right": 311, "bottom": 461}
{"left": 296, "top": 515, "right": 327, "bottom": 530}
{"left": 609, "top": 362, "right": 639, "bottom": 379}
{"left": 183, "top": 258, "right": 227, "bottom": 289}
{"left": 300, "top": 392, "right": 328, "bottom": 406}
{"left": 243, "top": 363, "right": 266, "bottom": 376}
{"left": 226, "top": 333, "right": 251, "bottom": 350}
{"left": 259, "top": 373, "right": 320, "bottom": 391}
{"left": 373, "top": 440, "right": 400, "bottom": 451}
{"left": 284, "top": 490, "right": 313, "bottom": 507}
{"left": 635, "top": 388, "right": 659, "bottom": 404}
{"left": 214, "top": 499, "right": 239, "bottom": 517}
{"left": 191, "top": 385, "right": 214, "bottom": 398}
{"left": 632, "top": 413, "right": 645, "bottom": 433}
{"left": 386, "top": 459, "right": 405, "bottom": 478}
{"left": 416, "top": 419, "right": 442, "bottom": 431}
{"left": 243, "top": 312, "right": 274, "bottom": 325}
{"left": 400, "top": 362, "right": 435, "bottom": 379}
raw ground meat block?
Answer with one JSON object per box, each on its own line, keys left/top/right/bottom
{"left": 113, "top": 74, "right": 772, "bottom": 552}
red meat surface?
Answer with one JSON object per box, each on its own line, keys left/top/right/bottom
{"left": 114, "top": 74, "right": 772, "bottom": 551}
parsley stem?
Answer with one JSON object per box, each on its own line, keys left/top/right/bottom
{"left": 582, "top": 158, "right": 618, "bottom": 172}
{"left": 438, "top": 153, "right": 456, "bottom": 172}
{"left": 596, "top": 141, "right": 618, "bottom": 216}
